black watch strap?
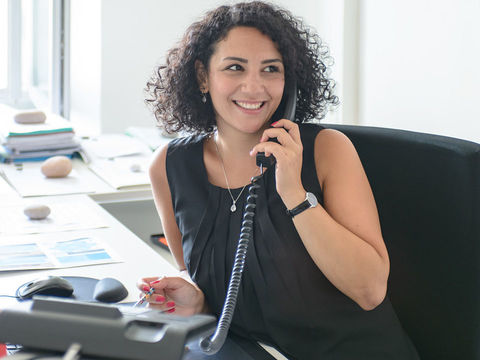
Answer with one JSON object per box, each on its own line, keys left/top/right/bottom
{"left": 286, "top": 192, "right": 318, "bottom": 217}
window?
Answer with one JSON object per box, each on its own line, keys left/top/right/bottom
{"left": 0, "top": 1, "right": 7, "bottom": 91}
{"left": 0, "top": 0, "right": 67, "bottom": 115}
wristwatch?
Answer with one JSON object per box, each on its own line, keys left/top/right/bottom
{"left": 286, "top": 192, "right": 318, "bottom": 217}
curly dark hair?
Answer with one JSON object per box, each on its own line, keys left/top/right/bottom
{"left": 145, "top": 1, "right": 339, "bottom": 134}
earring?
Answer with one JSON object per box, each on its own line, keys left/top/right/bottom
{"left": 201, "top": 92, "right": 207, "bottom": 104}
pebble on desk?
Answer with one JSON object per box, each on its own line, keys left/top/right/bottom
{"left": 24, "top": 204, "right": 51, "bottom": 220}
{"left": 41, "top": 156, "right": 73, "bottom": 178}
{"left": 130, "top": 163, "right": 142, "bottom": 172}
{"left": 14, "top": 110, "right": 47, "bottom": 124}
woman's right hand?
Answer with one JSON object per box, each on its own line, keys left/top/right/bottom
{"left": 137, "top": 276, "right": 207, "bottom": 316}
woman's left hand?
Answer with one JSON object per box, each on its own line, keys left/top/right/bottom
{"left": 137, "top": 276, "right": 206, "bottom": 316}
{"left": 250, "top": 119, "right": 306, "bottom": 209}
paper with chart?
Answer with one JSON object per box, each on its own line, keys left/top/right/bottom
{"left": 0, "top": 236, "right": 122, "bottom": 271}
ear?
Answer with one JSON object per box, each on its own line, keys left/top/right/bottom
{"left": 195, "top": 60, "right": 209, "bottom": 93}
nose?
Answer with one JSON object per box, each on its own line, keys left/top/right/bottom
{"left": 241, "top": 71, "right": 265, "bottom": 95}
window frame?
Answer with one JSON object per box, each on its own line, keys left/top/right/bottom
{"left": 0, "top": 0, "right": 22, "bottom": 105}
{"left": 1, "top": 0, "right": 68, "bottom": 116}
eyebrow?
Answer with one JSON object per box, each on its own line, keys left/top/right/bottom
{"left": 222, "top": 56, "right": 283, "bottom": 64}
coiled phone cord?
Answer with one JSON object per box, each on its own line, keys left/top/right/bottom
{"left": 200, "top": 173, "right": 262, "bottom": 354}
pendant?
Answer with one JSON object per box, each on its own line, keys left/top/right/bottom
{"left": 230, "top": 203, "right": 237, "bottom": 212}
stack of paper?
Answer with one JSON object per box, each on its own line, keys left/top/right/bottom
{"left": 81, "top": 134, "right": 153, "bottom": 190}
{"left": 0, "top": 105, "right": 81, "bottom": 162}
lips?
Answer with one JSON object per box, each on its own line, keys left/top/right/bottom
{"left": 234, "top": 100, "right": 265, "bottom": 110}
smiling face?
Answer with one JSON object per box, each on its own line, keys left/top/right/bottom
{"left": 198, "top": 26, "right": 285, "bottom": 135}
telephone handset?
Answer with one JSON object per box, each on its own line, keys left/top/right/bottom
{"left": 200, "top": 82, "right": 298, "bottom": 355}
{"left": 256, "top": 81, "right": 297, "bottom": 168}
{"left": 281, "top": 80, "right": 298, "bottom": 122}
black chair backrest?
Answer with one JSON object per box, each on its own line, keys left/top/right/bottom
{"left": 323, "top": 124, "right": 480, "bottom": 360}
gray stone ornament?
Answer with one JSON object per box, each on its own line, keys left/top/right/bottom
{"left": 24, "top": 204, "right": 51, "bottom": 220}
{"left": 14, "top": 110, "right": 47, "bottom": 124}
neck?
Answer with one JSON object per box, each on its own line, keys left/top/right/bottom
{"left": 214, "top": 124, "right": 268, "bottom": 160}
{"left": 205, "top": 125, "right": 264, "bottom": 190}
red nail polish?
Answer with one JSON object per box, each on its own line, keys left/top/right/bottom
{"left": 143, "top": 285, "right": 150, "bottom": 291}
{"left": 167, "top": 301, "right": 175, "bottom": 307}
{"left": 0, "top": 343, "right": 7, "bottom": 358}
{"left": 156, "top": 295, "right": 165, "bottom": 302}
{"left": 150, "top": 279, "right": 161, "bottom": 285}
{"left": 271, "top": 121, "right": 279, "bottom": 126}
{"left": 168, "top": 308, "right": 175, "bottom": 313}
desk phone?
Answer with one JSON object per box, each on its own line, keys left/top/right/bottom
{"left": 0, "top": 297, "right": 216, "bottom": 360}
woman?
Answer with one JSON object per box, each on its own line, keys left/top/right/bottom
{"left": 140, "top": 2, "right": 419, "bottom": 359}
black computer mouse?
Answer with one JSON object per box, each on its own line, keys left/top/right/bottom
{"left": 16, "top": 275, "right": 74, "bottom": 300}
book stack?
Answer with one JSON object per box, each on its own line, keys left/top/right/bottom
{"left": 0, "top": 105, "right": 81, "bottom": 162}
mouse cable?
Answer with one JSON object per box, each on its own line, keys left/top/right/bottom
{"left": 0, "top": 294, "right": 19, "bottom": 299}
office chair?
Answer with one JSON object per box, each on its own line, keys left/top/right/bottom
{"left": 323, "top": 124, "right": 480, "bottom": 360}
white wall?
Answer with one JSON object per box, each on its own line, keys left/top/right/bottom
{"left": 68, "top": 0, "right": 343, "bottom": 134}
{"left": 69, "top": 0, "right": 101, "bottom": 135}
{"left": 70, "top": 0, "right": 223, "bottom": 134}
{"left": 69, "top": 0, "right": 479, "bottom": 143}
{"left": 98, "top": 0, "right": 225, "bottom": 133}
{"left": 358, "top": 0, "right": 480, "bottom": 143}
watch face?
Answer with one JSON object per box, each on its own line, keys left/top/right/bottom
{"left": 306, "top": 192, "right": 318, "bottom": 207}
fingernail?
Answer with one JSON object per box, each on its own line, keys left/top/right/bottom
{"left": 156, "top": 295, "right": 165, "bottom": 303}
{"left": 150, "top": 279, "right": 162, "bottom": 285}
{"left": 167, "top": 301, "right": 175, "bottom": 307}
{"left": 143, "top": 285, "right": 150, "bottom": 291}
{"left": 168, "top": 308, "right": 175, "bottom": 313}
{"left": 0, "top": 343, "right": 7, "bottom": 357}
{"left": 271, "top": 121, "right": 279, "bottom": 126}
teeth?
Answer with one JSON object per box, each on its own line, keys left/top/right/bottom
{"left": 235, "top": 101, "right": 263, "bottom": 110}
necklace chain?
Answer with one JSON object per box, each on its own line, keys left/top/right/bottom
{"left": 213, "top": 135, "right": 256, "bottom": 212}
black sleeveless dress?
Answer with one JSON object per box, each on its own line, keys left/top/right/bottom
{"left": 166, "top": 123, "right": 419, "bottom": 359}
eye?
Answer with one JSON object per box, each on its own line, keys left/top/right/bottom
{"left": 264, "top": 65, "right": 280, "bottom": 73}
{"left": 225, "top": 64, "right": 243, "bottom": 71}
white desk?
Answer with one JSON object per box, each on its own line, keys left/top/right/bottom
{"left": 0, "top": 159, "right": 176, "bottom": 306}
{"left": 0, "top": 196, "right": 178, "bottom": 305}
{"left": 1, "top": 157, "right": 165, "bottom": 243}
